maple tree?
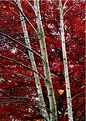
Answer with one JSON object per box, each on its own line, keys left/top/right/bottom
{"left": 0, "top": 0, "right": 85, "bottom": 121}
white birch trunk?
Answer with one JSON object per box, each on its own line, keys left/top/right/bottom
{"left": 59, "top": 0, "right": 73, "bottom": 121}
{"left": 34, "top": 0, "right": 57, "bottom": 121}
{"left": 16, "top": 0, "right": 49, "bottom": 120}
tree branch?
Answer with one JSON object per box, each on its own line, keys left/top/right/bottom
{"left": 0, "top": 54, "right": 45, "bottom": 80}
{"left": 72, "top": 91, "right": 85, "bottom": 100}
{"left": 12, "top": 0, "right": 38, "bottom": 34}
{"left": 0, "top": 89, "right": 48, "bottom": 121}
{"left": 63, "top": 0, "right": 79, "bottom": 16}
{"left": 0, "top": 32, "right": 44, "bottom": 62}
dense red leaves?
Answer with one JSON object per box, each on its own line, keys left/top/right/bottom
{"left": 0, "top": 0, "right": 85, "bottom": 121}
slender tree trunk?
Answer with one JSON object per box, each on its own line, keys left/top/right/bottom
{"left": 16, "top": 0, "right": 49, "bottom": 120}
{"left": 59, "top": 0, "right": 73, "bottom": 121}
{"left": 34, "top": 0, "right": 57, "bottom": 121}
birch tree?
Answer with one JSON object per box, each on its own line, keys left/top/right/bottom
{"left": 59, "top": 0, "right": 73, "bottom": 121}
{"left": 34, "top": 0, "right": 57, "bottom": 121}
{"left": 16, "top": 0, "right": 49, "bottom": 120}
{"left": 0, "top": 0, "right": 85, "bottom": 120}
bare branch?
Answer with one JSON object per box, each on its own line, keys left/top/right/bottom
{"left": 0, "top": 32, "right": 44, "bottom": 62}
{"left": 11, "top": 72, "right": 35, "bottom": 81}
{"left": 63, "top": 0, "right": 69, "bottom": 9}
{"left": 0, "top": 54, "right": 45, "bottom": 80}
{"left": 63, "top": 0, "right": 79, "bottom": 16}
{"left": 72, "top": 91, "right": 85, "bottom": 100}
{"left": 26, "top": 0, "right": 35, "bottom": 11}
{"left": 0, "top": 89, "right": 48, "bottom": 121}
{"left": 12, "top": 0, "right": 38, "bottom": 34}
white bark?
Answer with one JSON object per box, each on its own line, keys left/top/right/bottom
{"left": 34, "top": 0, "right": 57, "bottom": 121}
{"left": 16, "top": 0, "right": 49, "bottom": 120}
{"left": 59, "top": 0, "right": 73, "bottom": 121}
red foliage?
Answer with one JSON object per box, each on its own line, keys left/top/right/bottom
{"left": 0, "top": 0, "right": 85, "bottom": 121}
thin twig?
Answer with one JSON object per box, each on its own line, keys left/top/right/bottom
{"left": 0, "top": 32, "right": 44, "bottom": 62}
{"left": 0, "top": 54, "right": 45, "bottom": 80}
{"left": 26, "top": 0, "right": 35, "bottom": 11}
{"left": 0, "top": 89, "right": 48, "bottom": 121}
{"left": 63, "top": 0, "right": 79, "bottom": 16}
{"left": 12, "top": 0, "right": 38, "bottom": 34}
{"left": 63, "top": 0, "right": 69, "bottom": 9}
{"left": 72, "top": 91, "right": 85, "bottom": 100}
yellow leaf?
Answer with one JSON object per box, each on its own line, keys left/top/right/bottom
{"left": 3, "top": 5, "right": 6, "bottom": 9}
{"left": 58, "top": 89, "right": 64, "bottom": 95}
{"left": 64, "top": 111, "right": 68, "bottom": 116}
